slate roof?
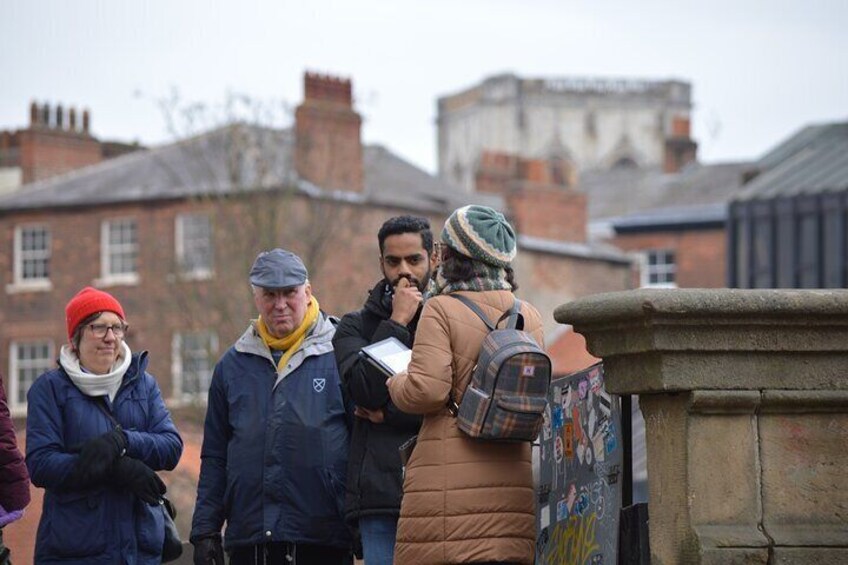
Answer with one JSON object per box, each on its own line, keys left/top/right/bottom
{"left": 609, "top": 202, "right": 727, "bottom": 233}
{"left": 756, "top": 122, "right": 848, "bottom": 171}
{"left": 362, "top": 144, "right": 502, "bottom": 212}
{"left": 0, "top": 123, "right": 641, "bottom": 263}
{"left": 0, "top": 125, "right": 297, "bottom": 211}
{"left": 518, "top": 235, "right": 631, "bottom": 264}
{"left": 735, "top": 122, "right": 848, "bottom": 202}
{"left": 596, "top": 121, "right": 848, "bottom": 232}
{"left": 582, "top": 161, "right": 753, "bottom": 234}
{"left": 0, "top": 124, "right": 501, "bottom": 214}
{"left": 581, "top": 161, "right": 754, "bottom": 222}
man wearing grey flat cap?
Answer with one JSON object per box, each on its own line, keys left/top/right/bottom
{"left": 191, "top": 248, "right": 353, "bottom": 565}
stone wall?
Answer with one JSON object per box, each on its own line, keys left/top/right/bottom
{"left": 555, "top": 289, "right": 848, "bottom": 564}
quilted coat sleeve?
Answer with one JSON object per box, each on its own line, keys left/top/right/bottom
{"left": 0, "top": 375, "right": 30, "bottom": 511}
{"left": 123, "top": 372, "right": 183, "bottom": 471}
{"left": 191, "top": 362, "right": 229, "bottom": 540}
{"left": 387, "top": 298, "right": 454, "bottom": 415}
{"left": 25, "top": 375, "right": 78, "bottom": 490}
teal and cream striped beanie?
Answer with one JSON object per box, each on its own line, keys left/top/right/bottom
{"left": 441, "top": 205, "right": 517, "bottom": 267}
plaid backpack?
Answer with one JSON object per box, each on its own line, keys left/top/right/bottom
{"left": 447, "top": 294, "right": 551, "bottom": 442}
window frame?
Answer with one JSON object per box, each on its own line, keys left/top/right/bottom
{"left": 99, "top": 218, "right": 139, "bottom": 286}
{"left": 8, "top": 339, "right": 54, "bottom": 414}
{"left": 640, "top": 248, "right": 678, "bottom": 288}
{"left": 175, "top": 213, "right": 213, "bottom": 280}
{"left": 8, "top": 224, "right": 52, "bottom": 293}
{"left": 171, "top": 331, "right": 218, "bottom": 401}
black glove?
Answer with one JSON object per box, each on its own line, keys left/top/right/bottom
{"left": 111, "top": 457, "right": 166, "bottom": 504}
{"left": 192, "top": 534, "right": 226, "bottom": 565}
{"left": 79, "top": 428, "right": 127, "bottom": 479}
{"left": 64, "top": 428, "right": 128, "bottom": 489}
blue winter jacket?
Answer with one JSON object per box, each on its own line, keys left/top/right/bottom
{"left": 25, "top": 351, "right": 183, "bottom": 565}
{"left": 191, "top": 315, "right": 352, "bottom": 551}
{"left": 191, "top": 313, "right": 351, "bottom": 550}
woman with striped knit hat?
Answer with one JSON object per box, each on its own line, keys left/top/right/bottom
{"left": 387, "top": 205, "right": 545, "bottom": 565}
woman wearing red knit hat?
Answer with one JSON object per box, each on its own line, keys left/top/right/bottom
{"left": 25, "top": 287, "right": 183, "bottom": 565}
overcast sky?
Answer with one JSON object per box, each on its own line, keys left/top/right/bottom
{"left": 2, "top": 0, "right": 846, "bottom": 174}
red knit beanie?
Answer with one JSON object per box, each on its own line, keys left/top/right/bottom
{"left": 65, "top": 287, "right": 126, "bottom": 341}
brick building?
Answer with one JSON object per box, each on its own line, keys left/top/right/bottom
{"left": 0, "top": 102, "right": 142, "bottom": 194}
{"left": 584, "top": 163, "right": 754, "bottom": 288}
{"left": 592, "top": 122, "right": 848, "bottom": 291}
{"left": 0, "top": 72, "right": 633, "bottom": 417}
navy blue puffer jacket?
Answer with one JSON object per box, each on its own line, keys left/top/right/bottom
{"left": 25, "top": 351, "right": 183, "bottom": 565}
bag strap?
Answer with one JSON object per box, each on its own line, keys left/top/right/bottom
{"left": 93, "top": 397, "right": 121, "bottom": 429}
{"left": 497, "top": 299, "right": 524, "bottom": 331}
{"left": 449, "top": 294, "right": 496, "bottom": 331}
{"left": 449, "top": 294, "right": 524, "bottom": 331}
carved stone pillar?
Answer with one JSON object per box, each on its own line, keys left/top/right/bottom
{"left": 555, "top": 289, "right": 848, "bottom": 564}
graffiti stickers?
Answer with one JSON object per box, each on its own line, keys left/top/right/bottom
{"left": 536, "top": 363, "right": 622, "bottom": 564}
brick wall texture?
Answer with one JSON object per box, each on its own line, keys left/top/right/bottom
{"left": 611, "top": 228, "right": 727, "bottom": 288}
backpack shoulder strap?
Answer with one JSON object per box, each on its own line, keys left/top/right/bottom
{"left": 495, "top": 299, "right": 524, "bottom": 330}
{"left": 448, "top": 294, "right": 496, "bottom": 331}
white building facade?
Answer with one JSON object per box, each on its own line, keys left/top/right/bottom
{"left": 437, "top": 73, "right": 695, "bottom": 192}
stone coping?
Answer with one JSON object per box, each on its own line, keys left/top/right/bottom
{"left": 554, "top": 288, "right": 848, "bottom": 326}
{"left": 554, "top": 289, "right": 848, "bottom": 394}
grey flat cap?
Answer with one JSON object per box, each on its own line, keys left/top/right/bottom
{"left": 249, "top": 248, "right": 308, "bottom": 288}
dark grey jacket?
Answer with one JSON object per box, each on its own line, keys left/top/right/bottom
{"left": 333, "top": 280, "right": 422, "bottom": 523}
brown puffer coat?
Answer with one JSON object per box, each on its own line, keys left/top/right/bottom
{"left": 387, "top": 290, "right": 544, "bottom": 565}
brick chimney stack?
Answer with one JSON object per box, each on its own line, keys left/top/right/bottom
{"left": 475, "top": 150, "right": 587, "bottom": 242}
{"left": 663, "top": 116, "right": 698, "bottom": 173}
{"left": 4, "top": 101, "right": 103, "bottom": 184}
{"left": 294, "top": 72, "right": 363, "bottom": 192}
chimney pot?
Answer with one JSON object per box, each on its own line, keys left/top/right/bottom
{"left": 69, "top": 108, "right": 77, "bottom": 131}
{"left": 41, "top": 103, "right": 50, "bottom": 128}
{"left": 304, "top": 71, "right": 353, "bottom": 107}
{"left": 56, "top": 104, "right": 64, "bottom": 129}
{"left": 82, "top": 109, "right": 90, "bottom": 133}
{"left": 30, "top": 101, "right": 39, "bottom": 125}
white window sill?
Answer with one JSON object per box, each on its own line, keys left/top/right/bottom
{"left": 180, "top": 270, "right": 214, "bottom": 282}
{"left": 9, "top": 405, "right": 27, "bottom": 418}
{"left": 165, "top": 270, "right": 215, "bottom": 283}
{"left": 94, "top": 273, "right": 140, "bottom": 287}
{"left": 6, "top": 280, "right": 53, "bottom": 294}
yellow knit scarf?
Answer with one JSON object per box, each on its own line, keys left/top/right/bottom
{"left": 256, "top": 297, "right": 320, "bottom": 372}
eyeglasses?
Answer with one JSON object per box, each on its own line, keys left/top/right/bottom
{"left": 87, "top": 323, "right": 128, "bottom": 339}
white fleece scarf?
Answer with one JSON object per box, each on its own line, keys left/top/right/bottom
{"left": 59, "top": 341, "right": 132, "bottom": 402}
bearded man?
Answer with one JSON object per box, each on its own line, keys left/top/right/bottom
{"left": 332, "top": 216, "right": 437, "bottom": 565}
